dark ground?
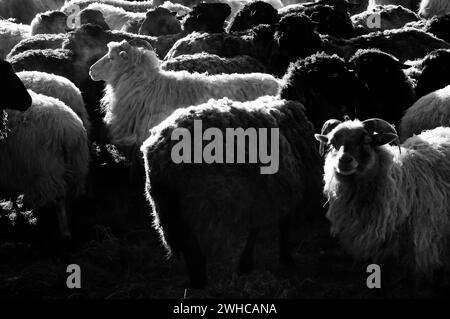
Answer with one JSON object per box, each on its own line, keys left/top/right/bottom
{"left": 1, "top": 144, "right": 449, "bottom": 299}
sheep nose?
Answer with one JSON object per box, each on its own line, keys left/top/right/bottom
{"left": 340, "top": 154, "right": 353, "bottom": 164}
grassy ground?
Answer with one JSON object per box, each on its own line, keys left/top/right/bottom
{"left": 0, "top": 145, "right": 449, "bottom": 299}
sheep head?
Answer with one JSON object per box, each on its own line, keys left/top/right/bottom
{"left": 315, "top": 118, "right": 398, "bottom": 177}
{"left": 0, "top": 60, "right": 32, "bottom": 111}
{"left": 89, "top": 40, "right": 159, "bottom": 83}
{"left": 139, "top": 7, "right": 181, "bottom": 36}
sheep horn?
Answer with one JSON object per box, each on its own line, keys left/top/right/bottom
{"left": 362, "top": 118, "right": 397, "bottom": 135}
{"left": 318, "top": 119, "right": 342, "bottom": 156}
{"left": 128, "top": 39, "right": 154, "bottom": 51}
{"left": 362, "top": 118, "right": 401, "bottom": 152}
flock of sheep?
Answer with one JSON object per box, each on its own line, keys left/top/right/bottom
{"left": 1, "top": 0, "right": 450, "bottom": 293}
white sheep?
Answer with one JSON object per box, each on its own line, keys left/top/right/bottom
{"left": 419, "top": 0, "right": 450, "bottom": 18}
{"left": 0, "top": 0, "right": 65, "bottom": 24}
{"left": 0, "top": 90, "right": 89, "bottom": 239}
{"left": 17, "top": 71, "right": 91, "bottom": 136}
{"left": 89, "top": 40, "right": 280, "bottom": 148}
{"left": 61, "top": 0, "right": 156, "bottom": 13}
{"left": 84, "top": 3, "right": 146, "bottom": 30}
{"left": 0, "top": 19, "right": 30, "bottom": 59}
{"left": 400, "top": 84, "right": 450, "bottom": 141}
{"left": 315, "top": 118, "right": 450, "bottom": 278}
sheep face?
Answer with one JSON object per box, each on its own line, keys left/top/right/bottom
{"left": 315, "top": 119, "right": 398, "bottom": 178}
{"left": 416, "top": 49, "right": 450, "bottom": 97}
{"left": 89, "top": 43, "right": 127, "bottom": 82}
{"left": 139, "top": 7, "right": 181, "bottom": 36}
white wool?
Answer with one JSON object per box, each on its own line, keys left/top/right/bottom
{"left": 419, "top": 0, "right": 450, "bottom": 18}
{"left": 17, "top": 71, "right": 91, "bottom": 136}
{"left": 0, "top": 20, "right": 30, "bottom": 59}
{"left": 324, "top": 121, "right": 450, "bottom": 274}
{"left": 400, "top": 85, "right": 450, "bottom": 141}
{"left": 61, "top": 0, "right": 155, "bottom": 14}
{"left": 0, "top": 0, "right": 65, "bottom": 24}
{"left": 0, "top": 90, "right": 89, "bottom": 208}
{"left": 160, "top": 1, "right": 191, "bottom": 16}
{"left": 94, "top": 41, "right": 281, "bottom": 147}
{"left": 85, "top": 3, "right": 145, "bottom": 30}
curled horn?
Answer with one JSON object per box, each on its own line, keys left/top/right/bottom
{"left": 128, "top": 39, "right": 154, "bottom": 51}
{"left": 362, "top": 118, "right": 401, "bottom": 152}
{"left": 318, "top": 119, "right": 342, "bottom": 156}
{"left": 362, "top": 118, "right": 397, "bottom": 135}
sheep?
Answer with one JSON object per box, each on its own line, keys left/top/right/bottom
{"left": 368, "top": 0, "right": 422, "bottom": 11}
{"left": 322, "top": 27, "right": 450, "bottom": 62}
{"left": 419, "top": 0, "right": 450, "bottom": 19}
{"left": 0, "top": 90, "right": 89, "bottom": 240}
{"left": 140, "top": 95, "right": 324, "bottom": 287}
{"left": 280, "top": 3, "right": 356, "bottom": 39}
{"left": 315, "top": 118, "right": 450, "bottom": 280}
{"left": 352, "top": 5, "right": 420, "bottom": 34}
{"left": 161, "top": 53, "right": 267, "bottom": 74}
{"left": 61, "top": 0, "right": 156, "bottom": 14}
{"left": 17, "top": 71, "right": 91, "bottom": 136}
{"left": 167, "top": 13, "right": 323, "bottom": 76}
{"left": 415, "top": 49, "right": 450, "bottom": 98}
{"left": 0, "top": 59, "right": 32, "bottom": 112}
{"left": 83, "top": 3, "right": 146, "bottom": 30}
{"left": 279, "top": 52, "right": 369, "bottom": 130}
{"left": 182, "top": 3, "right": 231, "bottom": 34}
{"left": 348, "top": 49, "right": 416, "bottom": 127}
{"left": 7, "top": 33, "right": 68, "bottom": 59}
{"left": 89, "top": 40, "right": 280, "bottom": 148}
{"left": 423, "top": 14, "right": 450, "bottom": 44}
{"left": 30, "top": 10, "right": 68, "bottom": 36}
{"left": 138, "top": 7, "right": 182, "bottom": 36}
{"left": 0, "top": 19, "right": 30, "bottom": 59}
{"left": 227, "top": 1, "right": 280, "bottom": 33}
{"left": 0, "top": 0, "right": 65, "bottom": 24}
{"left": 400, "top": 85, "right": 450, "bottom": 141}
{"left": 7, "top": 25, "right": 183, "bottom": 143}
{"left": 76, "top": 8, "right": 111, "bottom": 30}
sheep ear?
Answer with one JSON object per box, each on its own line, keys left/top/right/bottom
{"left": 315, "top": 134, "right": 329, "bottom": 157}
{"left": 315, "top": 134, "right": 328, "bottom": 144}
{"left": 119, "top": 51, "right": 129, "bottom": 60}
{"left": 371, "top": 133, "right": 398, "bottom": 146}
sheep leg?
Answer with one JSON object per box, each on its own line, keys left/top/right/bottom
{"left": 237, "top": 228, "right": 259, "bottom": 274}
{"left": 279, "top": 215, "right": 295, "bottom": 266}
{"left": 181, "top": 231, "right": 207, "bottom": 288}
{"left": 56, "top": 200, "right": 71, "bottom": 241}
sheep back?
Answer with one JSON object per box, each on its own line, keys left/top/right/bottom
{"left": 141, "top": 96, "right": 323, "bottom": 257}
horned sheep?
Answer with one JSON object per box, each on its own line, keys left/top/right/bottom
{"left": 89, "top": 40, "right": 280, "bottom": 148}
{"left": 315, "top": 117, "right": 450, "bottom": 279}
{"left": 141, "top": 95, "right": 324, "bottom": 287}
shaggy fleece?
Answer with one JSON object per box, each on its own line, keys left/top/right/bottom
{"left": 141, "top": 95, "right": 323, "bottom": 257}
{"left": 324, "top": 120, "right": 450, "bottom": 275}
{"left": 97, "top": 41, "right": 280, "bottom": 147}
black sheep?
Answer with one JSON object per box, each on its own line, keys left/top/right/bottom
{"left": 279, "top": 52, "right": 369, "bottom": 130}
{"left": 182, "top": 3, "right": 231, "bottom": 34}
{"left": 416, "top": 49, "right": 450, "bottom": 98}
{"left": 423, "top": 14, "right": 450, "bottom": 45}
{"left": 227, "top": 1, "right": 280, "bottom": 33}
{"left": 349, "top": 49, "right": 416, "bottom": 127}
